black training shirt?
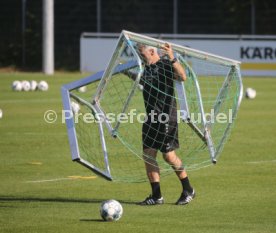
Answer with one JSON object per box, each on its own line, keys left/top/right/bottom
{"left": 141, "top": 58, "right": 177, "bottom": 122}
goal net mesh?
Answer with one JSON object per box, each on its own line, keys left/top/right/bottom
{"left": 68, "top": 32, "right": 242, "bottom": 182}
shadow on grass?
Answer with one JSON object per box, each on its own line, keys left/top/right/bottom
{"left": 80, "top": 219, "right": 105, "bottom": 222}
{"left": 0, "top": 196, "right": 137, "bottom": 205}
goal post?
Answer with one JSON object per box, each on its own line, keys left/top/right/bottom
{"left": 61, "top": 30, "right": 243, "bottom": 182}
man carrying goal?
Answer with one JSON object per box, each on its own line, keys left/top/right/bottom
{"left": 137, "top": 43, "right": 195, "bottom": 205}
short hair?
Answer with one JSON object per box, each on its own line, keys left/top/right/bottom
{"left": 137, "top": 43, "right": 157, "bottom": 53}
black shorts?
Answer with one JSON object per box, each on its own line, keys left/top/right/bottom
{"left": 142, "top": 120, "right": 179, "bottom": 153}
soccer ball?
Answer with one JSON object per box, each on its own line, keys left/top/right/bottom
{"left": 38, "top": 80, "right": 49, "bottom": 91}
{"left": 12, "top": 80, "right": 22, "bottom": 91}
{"left": 21, "top": 80, "right": 31, "bottom": 91}
{"left": 137, "top": 84, "right": 144, "bottom": 91}
{"left": 78, "top": 86, "right": 87, "bottom": 93}
{"left": 100, "top": 200, "right": 123, "bottom": 222}
{"left": 71, "top": 101, "right": 80, "bottom": 114}
{"left": 245, "top": 87, "right": 256, "bottom": 99}
{"left": 0, "top": 109, "right": 2, "bottom": 119}
{"left": 30, "top": 80, "right": 38, "bottom": 91}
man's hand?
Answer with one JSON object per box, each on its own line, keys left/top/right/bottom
{"left": 161, "top": 42, "right": 186, "bottom": 81}
{"left": 161, "top": 43, "right": 174, "bottom": 60}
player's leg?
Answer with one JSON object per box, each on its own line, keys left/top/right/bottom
{"left": 143, "top": 148, "right": 159, "bottom": 182}
{"left": 138, "top": 148, "right": 164, "bottom": 205}
{"left": 139, "top": 121, "right": 164, "bottom": 205}
{"left": 161, "top": 119, "right": 196, "bottom": 205}
{"left": 162, "top": 150, "right": 195, "bottom": 205}
{"left": 162, "top": 150, "right": 187, "bottom": 179}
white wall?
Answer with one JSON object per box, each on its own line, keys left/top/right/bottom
{"left": 80, "top": 34, "right": 276, "bottom": 77}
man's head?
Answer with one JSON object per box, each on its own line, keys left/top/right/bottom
{"left": 137, "top": 44, "right": 160, "bottom": 65}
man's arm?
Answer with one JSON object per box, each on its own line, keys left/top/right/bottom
{"left": 161, "top": 43, "right": 186, "bottom": 81}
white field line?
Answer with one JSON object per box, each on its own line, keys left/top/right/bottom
{"left": 25, "top": 176, "right": 97, "bottom": 183}
{"left": 5, "top": 132, "right": 67, "bottom": 136}
{"left": 0, "top": 98, "right": 61, "bottom": 104}
{"left": 246, "top": 160, "right": 276, "bottom": 164}
{"left": 25, "top": 178, "right": 74, "bottom": 183}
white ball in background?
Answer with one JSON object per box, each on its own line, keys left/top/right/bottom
{"left": 245, "top": 87, "right": 257, "bottom": 99}
{"left": 0, "top": 109, "right": 2, "bottom": 119}
{"left": 30, "top": 80, "right": 38, "bottom": 91}
{"left": 78, "top": 86, "right": 87, "bottom": 93}
{"left": 38, "top": 80, "right": 49, "bottom": 91}
{"left": 71, "top": 101, "right": 80, "bottom": 114}
{"left": 21, "top": 80, "right": 31, "bottom": 91}
{"left": 12, "top": 80, "right": 22, "bottom": 91}
{"left": 137, "top": 84, "right": 144, "bottom": 91}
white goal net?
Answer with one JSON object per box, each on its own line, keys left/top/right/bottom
{"left": 61, "top": 30, "right": 243, "bottom": 182}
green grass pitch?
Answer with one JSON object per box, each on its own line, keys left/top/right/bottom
{"left": 0, "top": 72, "right": 275, "bottom": 233}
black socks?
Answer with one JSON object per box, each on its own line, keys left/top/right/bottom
{"left": 150, "top": 177, "right": 193, "bottom": 198}
{"left": 180, "top": 177, "right": 193, "bottom": 193}
{"left": 151, "top": 182, "right": 162, "bottom": 199}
